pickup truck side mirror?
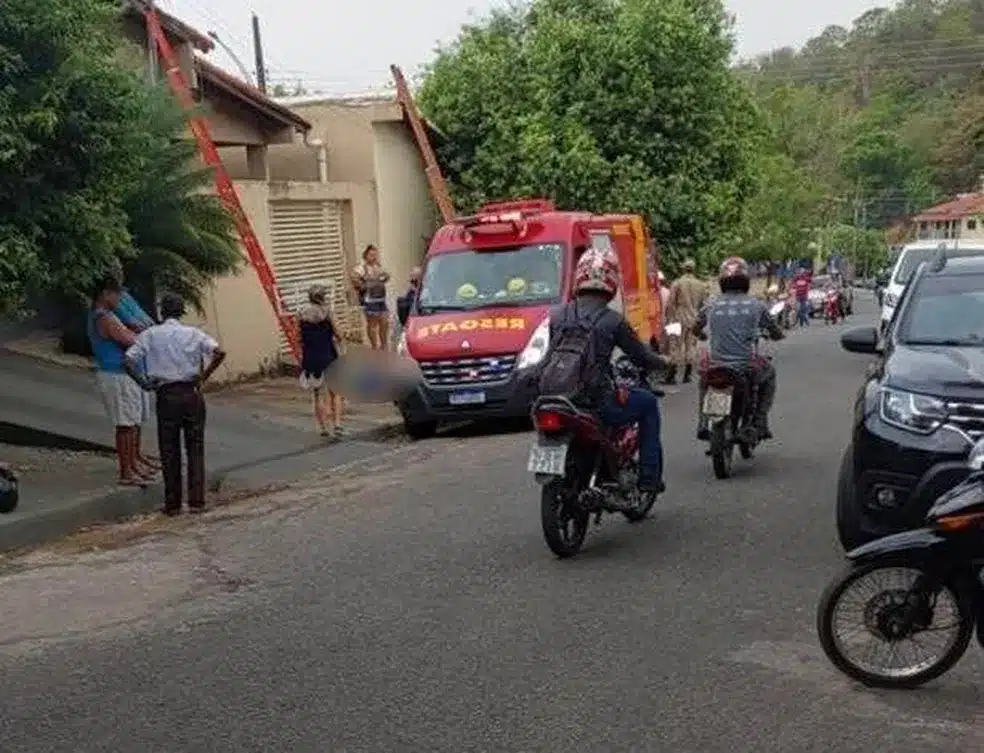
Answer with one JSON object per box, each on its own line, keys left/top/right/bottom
{"left": 841, "top": 326, "right": 880, "bottom": 355}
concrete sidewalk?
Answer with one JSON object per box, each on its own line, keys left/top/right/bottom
{"left": 0, "top": 343, "right": 405, "bottom": 552}
{"left": 0, "top": 433, "right": 407, "bottom": 554}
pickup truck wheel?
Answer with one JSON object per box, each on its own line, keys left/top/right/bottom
{"left": 836, "top": 444, "right": 869, "bottom": 551}
{"left": 404, "top": 419, "right": 437, "bottom": 441}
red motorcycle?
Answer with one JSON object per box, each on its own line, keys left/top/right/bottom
{"left": 527, "top": 358, "right": 660, "bottom": 558}
{"left": 823, "top": 289, "right": 842, "bottom": 324}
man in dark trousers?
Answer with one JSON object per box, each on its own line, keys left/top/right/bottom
{"left": 124, "top": 293, "right": 226, "bottom": 515}
{"left": 396, "top": 266, "right": 421, "bottom": 328}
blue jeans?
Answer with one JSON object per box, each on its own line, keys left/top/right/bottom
{"left": 599, "top": 388, "right": 664, "bottom": 483}
{"left": 797, "top": 299, "right": 810, "bottom": 326}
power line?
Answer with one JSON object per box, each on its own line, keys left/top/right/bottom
{"left": 751, "top": 30, "right": 984, "bottom": 57}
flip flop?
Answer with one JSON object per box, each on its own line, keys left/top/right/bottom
{"left": 118, "top": 477, "right": 147, "bottom": 488}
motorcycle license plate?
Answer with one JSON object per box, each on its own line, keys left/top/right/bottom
{"left": 527, "top": 439, "right": 568, "bottom": 475}
{"left": 703, "top": 388, "right": 732, "bottom": 417}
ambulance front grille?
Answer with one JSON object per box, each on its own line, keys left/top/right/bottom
{"left": 419, "top": 354, "right": 518, "bottom": 387}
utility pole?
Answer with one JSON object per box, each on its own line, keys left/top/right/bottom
{"left": 147, "top": 0, "right": 158, "bottom": 83}
{"left": 252, "top": 13, "right": 267, "bottom": 93}
{"left": 852, "top": 179, "right": 863, "bottom": 275}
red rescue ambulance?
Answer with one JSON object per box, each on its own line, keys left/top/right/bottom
{"left": 396, "top": 199, "right": 663, "bottom": 438}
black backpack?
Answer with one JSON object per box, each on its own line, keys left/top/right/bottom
{"left": 538, "top": 303, "right": 610, "bottom": 399}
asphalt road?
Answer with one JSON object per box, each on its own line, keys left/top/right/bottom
{"left": 1, "top": 291, "right": 982, "bottom": 752}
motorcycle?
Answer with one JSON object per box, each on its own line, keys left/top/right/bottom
{"left": 775, "top": 293, "right": 795, "bottom": 330}
{"left": 527, "top": 356, "right": 662, "bottom": 558}
{"left": 816, "top": 437, "right": 984, "bottom": 688}
{"left": 823, "top": 289, "right": 842, "bottom": 324}
{"left": 698, "top": 301, "right": 783, "bottom": 480}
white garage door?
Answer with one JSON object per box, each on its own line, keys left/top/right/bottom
{"left": 268, "top": 199, "right": 347, "bottom": 360}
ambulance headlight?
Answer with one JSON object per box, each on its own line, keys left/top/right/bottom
{"left": 517, "top": 317, "right": 550, "bottom": 370}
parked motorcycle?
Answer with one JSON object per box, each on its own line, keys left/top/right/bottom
{"left": 698, "top": 301, "right": 784, "bottom": 480}
{"left": 823, "top": 289, "right": 842, "bottom": 324}
{"left": 527, "top": 357, "right": 661, "bottom": 558}
{"left": 776, "top": 293, "right": 795, "bottom": 330}
{"left": 816, "top": 438, "right": 984, "bottom": 688}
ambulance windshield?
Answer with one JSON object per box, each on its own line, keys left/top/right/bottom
{"left": 418, "top": 243, "right": 564, "bottom": 313}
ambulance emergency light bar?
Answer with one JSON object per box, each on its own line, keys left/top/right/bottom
{"left": 455, "top": 199, "right": 555, "bottom": 227}
{"left": 455, "top": 199, "right": 556, "bottom": 242}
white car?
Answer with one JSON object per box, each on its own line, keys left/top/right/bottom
{"left": 881, "top": 241, "right": 984, "bottom": 332}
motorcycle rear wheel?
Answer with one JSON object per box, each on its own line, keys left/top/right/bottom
{"left": 710, "top": 422, "right": 733, "bottom": 479}
{"left": 816, "top": 559, "right": 975, "bottom": 689}
{"left": 540, "top": 478, "right": 589, "bottom": 558}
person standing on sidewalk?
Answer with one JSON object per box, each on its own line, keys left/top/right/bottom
{"left": 396, "top": 266, "right": 421, "bottom": 330}
{"left": 88, "top": 277, "right": 154, "bottom": 487}
{"left": 298, "top": 284, "right": 345, "bottom": 439}
{"left": 665, "top": 259, "right": 708, "bottom": 384}
{"left": 109, "top": 265, "right": 160, "bottom": 476}
{"left": 124, "top": 293, "right": 226, "bottom": 516}
{"left": 351, "top": 245, "right": 391, "bottom": 351}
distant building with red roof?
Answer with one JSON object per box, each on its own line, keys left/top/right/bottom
{"left": 911, "top": 185, "right": 984, "bottom": 242}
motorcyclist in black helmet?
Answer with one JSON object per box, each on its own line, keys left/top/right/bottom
{"left": 694, "top": 256, "right": 783, "bottom": 441}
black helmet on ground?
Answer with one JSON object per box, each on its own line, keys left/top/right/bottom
{"left": 0, "top": 466, "right": 19, "bottom": 514}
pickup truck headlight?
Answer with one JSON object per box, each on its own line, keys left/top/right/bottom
{"left": 517, "top": 317, "right": 550, "bottom": 370}
{"left": 880, "top": 387, "right": 946, "bottom": 434}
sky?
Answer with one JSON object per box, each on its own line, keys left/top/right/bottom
{"left": 160, "top": 0, "right": 887, "bottom": 94}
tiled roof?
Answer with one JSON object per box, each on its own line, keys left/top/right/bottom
{"left": 913, "top": 193, "right": 984, "bottom": 221}
{"left": 195, "top": 59, "right": 311, "bottom": 132}
{"left": 119, "top": 2, "right": 309, "bottom": 133}
{"left": 121, "top": 0, "right": 214, "bottom": 53}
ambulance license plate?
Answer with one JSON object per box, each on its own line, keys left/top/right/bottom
{"left": 449, "top": 390, "right": 486, "bottom": 406}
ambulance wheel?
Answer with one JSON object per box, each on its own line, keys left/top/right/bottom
{"left": 404, "top": 419, "right": 437, "bottom": 441}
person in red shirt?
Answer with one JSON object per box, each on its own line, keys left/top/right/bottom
{"left": 791, "top": 269, "right": 811, "bottom": 327}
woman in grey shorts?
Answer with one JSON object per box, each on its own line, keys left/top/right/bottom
{"left": 351, "top": 244, "right": 391, "bottom": 350}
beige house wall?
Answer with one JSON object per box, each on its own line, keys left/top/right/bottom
{"left": 372, "top": 120, "right": 439, "bottom": 299}
{"left": 915, "top": 216, "right": 984, "bottom": 242}
{"left": 184, "top": 182, "right": 278, "bottom": 380}
{"left": 185, "top": 180, "right": 379, "bottom": 379}
{"left": 257, "top": 99, "right": 439, "bottom": 314}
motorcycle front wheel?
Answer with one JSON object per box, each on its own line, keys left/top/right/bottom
{"left": 540, "top": 475, "right": 589, "bottom": 558}
{"left": 816, "top": 559, "right": 975, "bottom": 689}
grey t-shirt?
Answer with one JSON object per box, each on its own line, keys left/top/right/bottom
{"left": 696, "top": 294, "right": 779, "bottom": 366}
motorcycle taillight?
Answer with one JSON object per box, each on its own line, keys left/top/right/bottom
{"left": 534, "top": 411, "right": 564, "bottom": 432}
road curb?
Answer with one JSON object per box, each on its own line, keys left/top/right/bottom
{"left": 4, "top": 341, "right": 94, "bottom": 372}
{"left": 0, "top": 484, "right": 162, "bottom": 555}
{"left": 0, "top": 419, "right": 407, "bottom": 554}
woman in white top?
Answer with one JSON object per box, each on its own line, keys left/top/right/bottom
{"left": 351, "top": 245, "right": 391, "bottom": 351}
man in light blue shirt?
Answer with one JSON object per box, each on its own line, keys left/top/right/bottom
{"left": 124, "top": 293, "right": 226, "bottom": 515}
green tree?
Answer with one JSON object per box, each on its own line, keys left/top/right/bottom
{"left": 0, "top": 0, "right": 239, "bottom": 318}
{"left": 418, "top": 0, "right": 763, "bottom": 269}
{"left": 728, "top": 152, "right": 823, "bottom": 262}
{"left": 0, "top": 0, "right": 142, "bottom": 315}
{"left": 121, "top": 92, "right": 239, "bottom": 313}
{"left": 271, "top": 80, "right": 308, "bottom": 97}
{"left": 743, "top": 0, "right": 984, "bottom": 238}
